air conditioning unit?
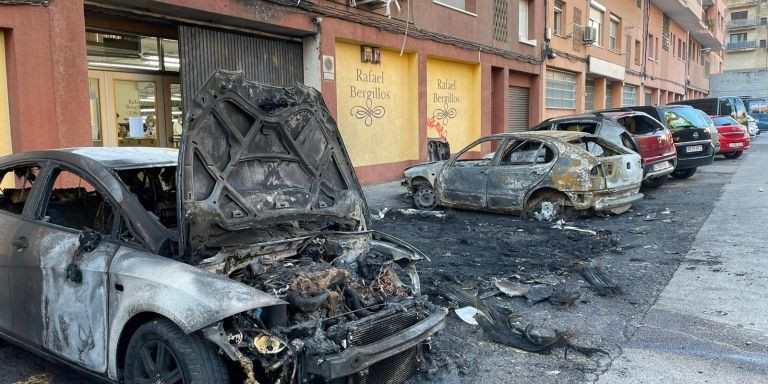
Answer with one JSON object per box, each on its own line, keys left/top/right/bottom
{"left": 583, "top": 27, "right": 598, "bottom": 43}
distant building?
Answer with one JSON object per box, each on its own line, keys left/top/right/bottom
{"left": 709, "top": 0, "right": 768, "bottom": 98}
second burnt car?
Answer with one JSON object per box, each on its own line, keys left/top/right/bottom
{"left": 531, "top": 111, "right": 677, "bottom": 188}
{"left": 0, "top": 71, "right": 445, "bottom": 384}
{"left": 403, "top": 131, "right": 643, "bottom": 216}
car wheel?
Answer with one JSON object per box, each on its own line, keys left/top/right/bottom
{"left": 412, "top": 184, "right": 437, "bottom": 210}
{"left": 124, "top": 318, "right": 229, "bottom": 384}
{"left": 723, "top": 151, "right": 742, "bottom": 159}
{"left": 670, "top": 168, "right": 697, "bottom": 179}
{"left": 641, "top": 175, "right": 667, "bottom": 189}
{"left": 525, "top": 191, "right": 567, "bottom": 220}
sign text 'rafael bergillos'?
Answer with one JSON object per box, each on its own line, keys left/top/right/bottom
{"left": 349, "top": 69, "right": 391, "bottom": 100}
{"left": 433, "top": 78, "right": 461, "bottom": 104}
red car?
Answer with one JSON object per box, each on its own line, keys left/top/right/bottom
{"left": 711, "top": 115, "right": 750, "bottom": 159}
{"left": 532, "top": 111, "right": 677, "bottom": 188}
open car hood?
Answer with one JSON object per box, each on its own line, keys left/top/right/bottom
{"left": 179, "top": 71, "right": 369, "bottom": 257}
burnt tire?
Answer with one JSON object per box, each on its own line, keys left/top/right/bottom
{"left": 670, "top": 168, "right": 697, "bottom": 179}
{"left": 641, "top": 175, "right": 668, "bottom": 189}
{"left": 723, "top": 151, "right": 743, "bottom": 159}
{"left": 124, "top": 318, "right": 229, "bottom": 384}
{"left": 412, "top": 184, "right": 437, "bottom": 210}
{"left": 525, "top": 191, "right": 568, "bottom": 220}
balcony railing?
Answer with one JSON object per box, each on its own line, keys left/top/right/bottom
{"left": 728, "top": 18, "right": 760, "bottom": 29}
{"left": 726, "top": 40, "right": 758, "bottom": 51}
{"left": 728, "top": 0, "right": 763, "bottom": 7}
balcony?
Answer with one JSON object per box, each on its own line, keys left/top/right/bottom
{"left": 691, "top": 28, "right": 724, "bottom": 50}
{"left": 650, "top": 0, "right": 705, "bottom": 32}
{"left": 702, "top": 0, "right": 714, "bottom": 5}
{"left": 728, "top": 0, "right": 762, "bottom": 8}
{"left": 726, "top": 40, "right": 758, "bottom": 51}
{"left": 728, "top": 18, "right": 760, "bottom": 30}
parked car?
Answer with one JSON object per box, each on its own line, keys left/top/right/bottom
{"left": 670, "top": 96, "right": 749, "bottom": 127}
{"left": 696, "top": 109, "right": 720, "bottom": 154}
{"left": 742, "top": 97, "right": 768, "bottom": 132}
{"left": 403, "top": 131, "right": 644, "bottom": 216}
{"left": 602, "top": 105, "right": 714, "bottom": 179}
{"left": 0, "top": 71, "right": 445, "bottom": 384}
{"left": 747, "top": 115, "right": 760, "bottom": 136}
{"left": 711, "top": 115, "right": 751, "bottom": 159}
{"left": 531, "top": 111, "right": 677, "bottom": 188}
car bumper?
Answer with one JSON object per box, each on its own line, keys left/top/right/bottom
{"left": 643, "top": 158, "right": 677, "bottom": 180}
{"left": 304, "top": 308, "right": 447, "bottom": 380}
{"left": 674, "top": 142, "right": 714, "bottom": 169}
{"left": 717, "top": 135, "right": 750, "bottom": 153}
{"left": 567, "top": 186, "right": 644, "bottom": 212}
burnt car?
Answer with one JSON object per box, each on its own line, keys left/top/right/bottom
{"left": 602, "top": 105, "right": 714, "bottom": 179}
{"left": 531, "top": 111, "right": 677, "bottom": 188}
{"left": 402, "top": 131, "right": 644, "bottom": 216}
{"left": 0, "top": 71, "right": 445, "bottom": 384}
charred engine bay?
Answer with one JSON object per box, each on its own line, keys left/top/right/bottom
{"left": 372, "top": 176, "right": 729, "bottom": 383}
{"left": 200, "top": 228, "right": 439, "bottom": 383}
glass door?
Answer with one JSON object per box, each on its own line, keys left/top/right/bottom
{"left": 163, "top": 77, "right": 183, "bottom": 148}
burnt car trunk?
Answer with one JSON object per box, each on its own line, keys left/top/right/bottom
{"left": 180, "top": 71, "right": 445, "bottom": 383}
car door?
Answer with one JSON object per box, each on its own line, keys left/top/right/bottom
{"left": 486, "top": 139, "right": 556, "bottom": 211}
{"left": 435, "top": 137, "right": 504, "bottom": 209}
{"left": 9, "top": 163, "right": 118, "bottom": 373}
{"left": 0, "top": 162, "right": 44, "bottom": 334}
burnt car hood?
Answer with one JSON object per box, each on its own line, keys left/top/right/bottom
{"left": 179, "top": 70, "right": 369, "bottom": 257}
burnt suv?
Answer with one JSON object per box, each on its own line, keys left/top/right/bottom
{"left": 0, "top": 71, "right": 445, "bottom": 384}
{"left": 602, "top": 105, "right": 714, "bottom": 179}
{"left": 531, "top": 111, "right": 677, "bottom": 188}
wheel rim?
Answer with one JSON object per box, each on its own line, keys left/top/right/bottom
{"left": 414, "top": 188, "right": 436, "bottom": 208}
{"left": 132, "top": 340, "right": 185, "bottom": 384}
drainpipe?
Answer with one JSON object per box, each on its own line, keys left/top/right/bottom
{"left": 685, "top": 31, "right": 691, "bottom": 99}
{"left": 641, "top": 0, "right": 650, "bottom": 103}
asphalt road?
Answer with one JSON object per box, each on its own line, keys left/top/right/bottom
{"left": 0, "top": 137, "right": 764, "bottom": 384}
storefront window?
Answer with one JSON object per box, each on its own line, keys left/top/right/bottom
{"left": 114, "top": 80, "right": 158, "bottom": 146}
{"left": 88, "top": 78, "right": 103, "bottom": 146}
{"left": 585, "top": 79, "right": 595, "bottom": 111}
{"left": 169, "top": 83, "right": 183, "bottom": 147}
{"left": 87, "top": 30, "right": 179, "bottom": 73}
{"left": 622, "top": 85, "right": 637, "bottom": 107}
{"left": 546, "top": 70, "right": 576, "bottom": 109}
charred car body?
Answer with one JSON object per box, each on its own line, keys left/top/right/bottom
{"left": 531, "top": 111, "right": 678, "bottom": 188}
{"left": 402, "top": 131, "right": 644, "bottom": 216}
{"left": 0, "top": 71, "right": 445, "bottom": 384}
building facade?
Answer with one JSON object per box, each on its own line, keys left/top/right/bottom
{"left": 709, "top": 0, "right": 768, "bottom": 98}
{"left": 543, "top": 0, "right": 725, "bottom": 117}
{"left": 0, "top": 0, "right": 726, "bottom": 185}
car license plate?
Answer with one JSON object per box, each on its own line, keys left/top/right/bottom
{"left": 652, "top": 162, "right": 670, "bottom": 171}
{"left": 730, "top": 142, "right": 744, "bottom": 148}
{"left": 685, "top": 145, "right": 703, "bottom": 153}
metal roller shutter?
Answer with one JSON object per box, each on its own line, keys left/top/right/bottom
{"left": 507, "top": 86, "right": 530, "bottom": 132}
{"left": 179, "top": 25, "right": 303, "bottom": 112}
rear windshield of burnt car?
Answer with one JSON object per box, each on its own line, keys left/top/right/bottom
{"left": 712, "top": 116, "right": 740, "bottom": 126}
{"left": 661, "top": 107, "right": 708, "bottom": 129}
{"left": 614, "top": 115, "right": 663, "bottom": 135}
{"left": 117, "top": 166, "right": 177, "bottom": 228}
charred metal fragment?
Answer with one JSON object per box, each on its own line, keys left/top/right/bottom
{"left": 576, "top": 259, "right": 623, "bottom": 296}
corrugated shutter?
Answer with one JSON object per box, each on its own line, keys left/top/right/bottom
{"left": 179, "top": 25, "right": 303, "bottom": 112}
{"left": 508, "top": 86, "right": 529, "bottom": 132}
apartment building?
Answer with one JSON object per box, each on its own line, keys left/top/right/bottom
{"left": 543, "top": 0, "right": 725, "bottom": 117}
{"left": 723, "top": 0, "right": 768, "bottom": 71}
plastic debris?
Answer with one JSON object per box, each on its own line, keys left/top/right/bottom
{"left": 371, "top": 207, "right": 389, "bottom": 221}
{"left": 398, "top": 208, "right": 446, "bottom": 218}
{"left": 495, "top": 279, "right": 528, "bottom": 298}
{"left": 454, "top": 306, "right": 479, "bottom": 325}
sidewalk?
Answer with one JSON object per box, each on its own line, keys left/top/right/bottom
{"left": 362, "top": 180, "right": 410, "bottom": 211}
{"left": 599, "top": 139, "right": 768, "bottom": 383}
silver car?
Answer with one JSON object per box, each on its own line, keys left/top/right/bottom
{"left": 0, "top": 71, "right": 445, "bottom": 384}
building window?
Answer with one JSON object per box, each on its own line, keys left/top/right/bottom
{"left": 493, "top": 0, "right": 509, "bottom": 42}
{"left": 609, "top": 15, "right": 620, "bottom": 51}
{"left": 731, "top": 11, "right": 748, "bottom": 21}
{"left": 634, "top": 40, "right": 641, "bottom": 65}
{"left": 730, "top": 33, "right": 748, "bottom": 43}
{"left": 585, "top": 79, "right": 595, "bottom": 111}
{"left": 761, "top": 39, "right": 767, "bottom": 48}
{"left": 434, "top": 0, "right": 476, "bottom": 14}
{"left": 86, "top": 30, "right": 179, "bottom": 72}
{"left": 546, "top": 69, "right": 577, "bottom": 109}
{"left": 761, "top": 17, "right": 768, "bottom": 25}
{"left": 681, "top": 41, "right": 686, "bottom": 60}
{"left": 519, "top": 0, "right": 534, "bottom": 43}
{"left": 623, "top": 85, "right": 637, "bottom": 107}
{"left": 589, "top": 6, "right": 604, "bottom": 46}
{"left": 648, "top": 34, "right": 655, "bottom": 59}
{"left": 605, "top": 83, "right": 614, "bottom": 108}
{"left": 554, "top": 1, "right": 564, "bottom": 36}
{"left": 662, "top": 14, "right": 670, "bottom": 51}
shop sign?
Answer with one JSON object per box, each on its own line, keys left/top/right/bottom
{"left": 426, "top": 58, "right": 480, "bottom": 151}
